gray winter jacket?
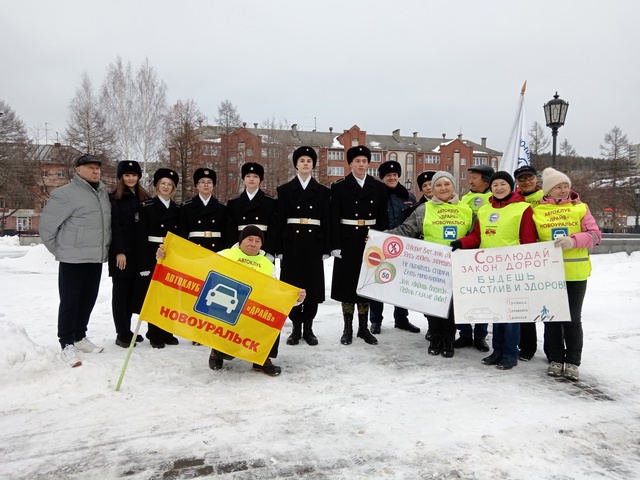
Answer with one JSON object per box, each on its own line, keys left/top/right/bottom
{"left": 39, "top": 173, "right": 111, "bottom": 263}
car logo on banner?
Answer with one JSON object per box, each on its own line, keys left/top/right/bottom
{"left": 194, "top": 271, "right": 252, "bottom": 326}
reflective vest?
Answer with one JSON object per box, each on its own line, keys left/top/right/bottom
{"left": 422, "top": 202, "right": 473, "bottom": 246}
{"left": 522, "top": 189, "right": 544, "bottom": 207}
{"left": 477, "top": 202, "right": 530, "bottom": 248}
{"left": 460, "top": 191, "right": 492, "bottom": 214}
{"left": 532, "top": 203, "right": 591, "bottom": 280}
{"left": 219, "top": 247, "right": 274, "bottom": 276}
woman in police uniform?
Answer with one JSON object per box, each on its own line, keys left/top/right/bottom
{"left": 276, "top": 146, "right": 331, "bottom": 346}
{"left": 134, "top": 168, "right": 181, "bottom": 348}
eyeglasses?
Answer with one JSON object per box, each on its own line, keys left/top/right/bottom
{"left": 516, "top": 175, "right": 536, "bottom": 182}
{"left": 198, "top": 181, "right": 213, "bottom": 186}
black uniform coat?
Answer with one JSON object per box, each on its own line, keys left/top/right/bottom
{"left": 330, "top": 173, "right": 389, "bottom": 303}
{"left": 179, "top": 195, "right": 228, "bottom": 252}
{"left": 133, "top": 197, "right": 180, "bottom": 313}
{"left": 108, "top": 189, "right": 140, "bottom": 278}
{"left": 226, "top": 189, "right": 277, "bottom": 254}
{"left": 276, "top": 176, "right": 331, "bottom": 303}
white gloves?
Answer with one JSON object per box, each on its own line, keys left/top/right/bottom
{"left": 276, "top": 254, "right": 283, "bottom": 260}
{"left": 265, "top": 253, "right": 275, "bottom": 263}
{"left": 140, "top": 271, "right": 151, "bottom": 277}
{"left": 554, "top": 236, "right": 575, "bottom": 250}
{"left": 322, "top": 254, "right": 330, "bottom": 260}
{"left": 331, "top": 249, "right": 342, "bottom": 259}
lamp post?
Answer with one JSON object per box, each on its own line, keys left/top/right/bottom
{"left": 635, "top": 185, "right": 640, "bottom": 233}
{"left": 543, "top": 92, "right": 569, "bottom": 168}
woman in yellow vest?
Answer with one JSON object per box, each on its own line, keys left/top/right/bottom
{"left": 532, "top": 168, "right": 601, "bottom": 381}
{"left": 451, "top": 171, "right": 538, "bottom": 370}
{"left": 387, "top": 171, "right": 473, "bottom": 358}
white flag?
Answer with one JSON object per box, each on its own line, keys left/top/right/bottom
{"left": 499, "top": 81, "right": 530, "bottom": 176}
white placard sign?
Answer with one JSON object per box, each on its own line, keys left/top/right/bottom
{"left": 451, "top": 241, "right": 571, "bottom": 324}
{"left": 356, "top": 230, "right": 453, "bottom": 318}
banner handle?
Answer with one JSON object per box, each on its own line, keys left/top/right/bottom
{"left": 115, "top": 318, "right": 143, "bottom": 391}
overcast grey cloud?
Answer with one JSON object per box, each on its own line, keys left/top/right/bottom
{"left": 1, "top": 0, "right": 638, "bottom": 157}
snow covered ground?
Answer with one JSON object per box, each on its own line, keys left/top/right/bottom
{"left": 1, "top": 235, "right": 639, "bottom": 480}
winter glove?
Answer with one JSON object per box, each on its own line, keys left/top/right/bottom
{"left": 265, "top": 253, "right": 275, "bottom": 263}
{"left": 331, "top": 249, "right": 342, "bottom": 259}
{"left": 450, "top": 240, "right": 462, "bottom": 251}
{"left": 554, "top": 236, "right": 575, "bottom": 250}
{"left": 275, "top": 254, "right": 283, "bottom": 260}
{"left": 140, "top": 271, "right": 151, "bottom": 277}
{"left": 322, "top": 254, "right": 330, "bottom": 261}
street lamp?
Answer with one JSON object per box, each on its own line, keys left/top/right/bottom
{"left": 543, "top": 92, "right": 569, "bottom": 168}
{"left": 405, "top": 180, "right": 412, "bottom": 192}
{"left": 634, "top": 185, "right": 640, "bottom": 233}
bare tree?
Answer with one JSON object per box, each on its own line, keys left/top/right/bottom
{"left": 215, "top": 100, "right": 242, "bottom": 133}
{"left": 65, "top": 72, "right": 115, "bottom": 159}
{"left": 164, "top": 99, "right": 204, "bottom": 202}
{"left": 260, "top": 117, "right": 293, "bottom": 196}
{"left": 528, "top": 121, "right": 550, "bottom": 169}
{"left": 100, "top": 57, "right": 136, "bottom": 161}
{"left": 134, "top": 58, "right": 168, "bottom": 187}
{"left": 0, "top": 101, "right": 37, "bottom": 234}
{"left": 599, "top": 126, "right": 634, "bottom": 231}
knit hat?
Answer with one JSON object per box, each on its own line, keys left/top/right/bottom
{"left": 513, "top": 165, "right": 537, "bottom": 180}
{"left": 193, "top": 168, "right": 216, "bottom": 186}
{"left": 153, "top": 168, "right": 179, "bottom": 187}
{"left": 238, "top": 224, "right": 264, "bottom": 244}
{"left": 416, "top": 171, "right": 436, "bottom": 190}
{"left": 378, "top": 160, "right": 402, "bottom": 179}
{"left": 241, "top": 162, "right": 264, "bottom": 181}
{"left": 116, "top": 160, "right": 142, "bottom": 179}
{"left": 431, "top": 171, "right": 456, "bottom": 191}
{"left": 347, "top": 145, "right": 371, "bottom": 164}
{"left": 468, "top": 164, "right": 495, "bottom": 183}
{"left": 292, "top": 146, "right": 317, "bottom": 169}
{"left": 542, "top": 167, "right": 571, "bottom": 195}
{"left": 489, "top": 171, "right": 515, "bottom": 191}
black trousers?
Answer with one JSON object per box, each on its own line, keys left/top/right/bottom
{"left": 544, "top": 280, "right": 587, "bottom": 366}
{"left": 57, "top": 262, "right": 102, "bottom": 348}
{"left": 112, "top": 275, "right": 137, "bottom": 339}
{"left": 288, "top": 300, "right": 319, "bottom": 324}
{"left": 426, "top": 304, "right": 456, "bottom": 338}
{"left": 519, "top": 322, "right": 538, "bottom": 357}
{"left": 369, "top": 300, "right": 409, "bottom": 325}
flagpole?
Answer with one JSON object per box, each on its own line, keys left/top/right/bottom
{"left": 115, "top": 318, "right": 143, "bottom": 391}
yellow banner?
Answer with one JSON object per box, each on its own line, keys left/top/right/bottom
{"left": 140, "top": 232, "right": 299, "bottom": 365}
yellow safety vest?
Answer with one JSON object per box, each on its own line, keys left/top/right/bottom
{"left": 460, "top": 191, "right": 492, "bottom": 214}
{"left": 422, "top": 202, "right": 473, "bottom": 245}
{"left": 532, "top": 203, "right": 591, "bottom": 280}
{"left": 219, "top": 247, "right": 274, "bottom": 276}
{"left": 477, "top": 201, "right": 530, "bottom": 248}
{"left": 522, "top": 189, "right": 544, "bottom": 207}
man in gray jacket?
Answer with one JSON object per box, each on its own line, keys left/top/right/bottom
{"left": 39, "top": 154, "right": 112, "bottom": 367}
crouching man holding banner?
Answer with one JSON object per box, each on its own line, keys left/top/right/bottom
{"left": 153, "top": 226, "right": 305, "bottom": 377}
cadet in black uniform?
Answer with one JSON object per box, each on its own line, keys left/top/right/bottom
{"left": 179, "top": 168, "right": 228, "bottom": 253}
{"left": 226, "top": 162, "right": 277, "bottom": 259}
{"left": 276, "top": 146, "right": 331, "bottom": 346}
{"left": 330, "top": 145, "right": 389, "bottom": 346}
{"left": 134, "top": 168, "right": 181, "bottom": 348}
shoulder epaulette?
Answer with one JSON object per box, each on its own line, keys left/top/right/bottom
{"left": 182, "top": 198, "right": 194, "bottom": 206}
{"left": 140, "top": 199, "right": 155, "bottom": 207}
{"left": 332, "top": 178, "right": 345, "bottom": 186}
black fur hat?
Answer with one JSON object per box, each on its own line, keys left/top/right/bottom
{"left": 153, "top": 168, "right": 179, "bottom": 187}
{"left": 241, "top": 162, "right": 264, "bottom": 181}
{"left": 193, "top": 168, "right": 216, "bottom": 186}
{"left": 116, "top": 160, "right": 142, "bottom": 180}
{"left": 292, "top": 146, "right": 317, "bottom": 169}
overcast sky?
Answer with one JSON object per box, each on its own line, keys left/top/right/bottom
{"left": 1, "top": 0, "right": 638, "bottom": 158}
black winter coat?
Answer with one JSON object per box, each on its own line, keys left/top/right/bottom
{"left": 226, "top": 189, "right": 277, "bottom": 254}
{"left": 330, "top": 174, "right": 388, "bottom": 303}
{"left": 276, "top": 176, "right": 331, "bottom": 303}
{"left": 385, "top": 184, "right": 417, "bottom": 228}
{"left": 108, "top": 189, "right": 140, "bottom": 278}
{"left": 179, "top": 195, "right": 228, "bottom": 252}
{"left": 133, "top": 197, "right": 180, "bottom": 313}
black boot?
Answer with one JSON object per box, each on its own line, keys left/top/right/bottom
{"left": 302, "top": 319, "right": 318, "bottom": 346}
{"left": 370, "top": 322, "right": 381, "bottom": 334}
{"left": 340, "top": 314, "right": 353, "bottom": 345}
{"left": 441, "top": 336, "right": 455, "bottom": 358}
{"left": 357, "top": 314, "right": 378, "bottom": 345}
{"left": 394, "top": 318, "right": 421, "bottom": 333}
{"left": 474, "top": 336, "right": 490, "bottom": 352}
{"left": 428, "top": 334, "right": 443, "bottom": 355}
{"left": 286, "top": 320, "right": 302, "bottom": 345}
{"left": 208, "top": 349, "right": 223, "bottom": 370}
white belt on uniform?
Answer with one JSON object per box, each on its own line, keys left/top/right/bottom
{"left": 147, "top": 236, "right": 164, "bottom": 243}
{"left": 287, "top": 218, "right": 321, "bottom": 226}
{"left": 340, "top": 219, "right": 376, "bottom": 226}
{"left": 237, "top": 224, "right": 268, "bottom": 231}
{"left": 188, "top": 231, "right": 222, "bottom": 238}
